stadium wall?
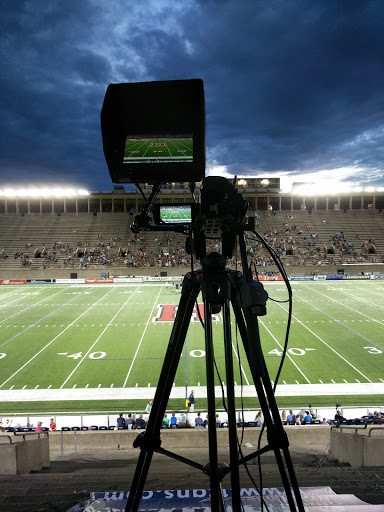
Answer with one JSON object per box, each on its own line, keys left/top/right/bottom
{"left": 0, "top": 264, "right": 383, "bottom": 280}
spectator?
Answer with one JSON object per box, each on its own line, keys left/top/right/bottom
{"left": 188, "top": 390, "right": 195, "bottom": 412}
{"left": 308, "top": 404, "right": 315, "bottom": 418}
{"left": 135, "top": 415, "right": 146, "bottom": 429}
{"left": 145, "top": 400, "right": 153, "bottom": 414}
{"left": 287, "top": 410, "right": 296, "bottom": 423}
{"left": 195, "top": 412, "right": 203, "bottom": 427}
{"left": 295, "top": 415, "right": 301, "bottom": 425}
{"left": 50, "top": 418, "right": 56, "bottom": 431}
{"left": 170, "top": 412, "right": 177, "bottom": 428}
{"left": 281, "top": 410, "right": 287, "bottom": 423}
{"left": 126, "top": 414, "right": 135, "bottom": 430}
{"left": 255, "top": 411, "right": 264, "bottom": 426}
{"left": 162, "top": 414, "right": 170, "bottom": 428}
{"left": 35, "top": 422, "right": 43, "bottom": 432}
{"left": 216, "top": 414, "right": 221, "bottom": 427}
{"left": 303, "top": 411, "right": 312, "bottom": 422}
{"left": 322, "top": 418, "right": 328, "bottom": 425}
{"left": 117, "top": 413, "right": 126, "bottom": 428}
{"left": 203, "top": 415, "right": 209, "bottom": 429}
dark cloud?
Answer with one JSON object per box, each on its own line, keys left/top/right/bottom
{"left": 0, "top": 0, "right": 383, "bottom": 190}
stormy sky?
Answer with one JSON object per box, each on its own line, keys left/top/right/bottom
{"left": 1, "top": 0, "right": 384, "bottom": 192}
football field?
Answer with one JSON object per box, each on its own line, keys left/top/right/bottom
{"left": 0, "top": 280, "right": 383, "bottom": 413}
{"left": 124, "top": 137, "right": 193, "bottom": 162}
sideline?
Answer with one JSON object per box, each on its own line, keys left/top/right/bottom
{"left": 0, "top": 382, "right": 383, "bottom": 402}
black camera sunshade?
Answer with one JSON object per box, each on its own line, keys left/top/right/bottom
{"left": 101, "top": 79, "right": 205, "bottom": 184}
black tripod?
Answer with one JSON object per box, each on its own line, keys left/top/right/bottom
{"left": 125, "top": 244, "right": 305, "bottom": 511}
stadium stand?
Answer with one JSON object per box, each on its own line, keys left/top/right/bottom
{"left": 0, "top": 209, "right": 383, "bottom": 274}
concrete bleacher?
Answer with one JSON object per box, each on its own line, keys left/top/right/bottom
{"left": 0, "top": 212, "right": 189, "bottom": 273}
{"left": 1, "top": 427, "right": 384, "bottom": 510}
{"left": 251, "top": 209, "right": 384, "bottom": 267}
{"left": 0, "top": 210, "right": 383, "bottom": 276}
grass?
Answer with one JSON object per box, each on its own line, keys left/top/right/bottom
{"left": 0, "top": 280, "right": 383, "bottom": 414}
{"left": 1, "top": 395, "right": 383, "bottom": 416}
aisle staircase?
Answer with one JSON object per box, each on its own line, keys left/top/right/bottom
{"left": 0, "top": 451, "right": 383, "bottom": 511}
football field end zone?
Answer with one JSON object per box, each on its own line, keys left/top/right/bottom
{"left": 0, "top": 383, "right": 383, "bottom": 402}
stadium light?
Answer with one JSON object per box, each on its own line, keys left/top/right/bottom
{"left": 0, "top": 187, "right": 90, "bottom": 198}
{"left": 260, "top": 179, "right": 270, "bottom": 186}
{"left": 290, "top": 182, "right": 384, "bottom": 195}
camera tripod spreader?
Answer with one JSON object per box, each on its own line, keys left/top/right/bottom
{"left": 125, "top": 250, "right": 304, "bottom": 512}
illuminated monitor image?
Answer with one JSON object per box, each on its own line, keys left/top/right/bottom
{"left": 159, "top": 205, "right": 192, "bottom": 224}
{"left": 124, "top": 135, "right": 193, "bottom": 164}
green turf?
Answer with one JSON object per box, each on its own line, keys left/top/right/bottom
{"left": 124, "top": 137, "right": 193, "bottom": 162}
{"left": 0, "top": 395, "right": 383, "bottom": 416}
{"left": 0, "top": 281, "right": 383, "bottom": 414}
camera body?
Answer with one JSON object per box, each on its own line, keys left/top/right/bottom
{"left": 101, "top": 79, "right": 249, "bottom": 259}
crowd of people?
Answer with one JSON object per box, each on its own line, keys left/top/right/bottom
{"left": 7, "top": 214, "right": 384, "bottom": 270}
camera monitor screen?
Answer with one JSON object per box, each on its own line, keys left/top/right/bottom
{"left": 159, "top": 205, "right": 192, "bottom": 224}
{"left": 124, "top": 136, "right": 193, "bottom": 163}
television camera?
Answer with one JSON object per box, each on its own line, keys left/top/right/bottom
{"left": 101, "top": 78, "right": 253, "bottom": 259}
{"left": 101, "top": 79, "right": 303, "bottom": 512}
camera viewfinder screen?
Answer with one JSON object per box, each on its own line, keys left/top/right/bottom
{"left": 160, "top": 205, "right": 192, "bottom": 224}
{"left": 124, "top": 135, "right": 193, "bottom": 163}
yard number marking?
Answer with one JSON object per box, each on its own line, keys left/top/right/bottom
{"left": 190, "top": 350, "right": 205, "bottom": 358}
{"left": 268, "top": 348, "right": 315, "bottom": 356}
{"left": 364, "top": 347, "right": 383, "bottom": 354}
{"left": 58, "top": 351, "right": 106, "bottom": 360}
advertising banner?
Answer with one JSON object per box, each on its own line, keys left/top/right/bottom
{"left": 27, "top": 279, "right": 55, "bottom": 284}
{"left": 343, "top": 274, "right": 371, "bottom": 280}
{"left": 84, "top": 279, "right": 114, "bottom": 284}
{"left": 113, "top": 277, "right": 143, "bottom": 283}
{"left": 288, "top": 276, "right": 314, "bottom": 281}
{"left": 258, "top": 275, "right": 284, "bottom": 281}
{"left": 66, "top": 486, "right": 368, "bottom": 512}
{"left": 56, "top": 279, "right": 86, "bottom": 284}
{"left": 143, "top": 276, "right": 183, "bottom": 282}
{"left": 0, "top": 279, "right": 27, "bottom": 285}
{"left": 325, "top": 275, "right": 343, "bottom": 280}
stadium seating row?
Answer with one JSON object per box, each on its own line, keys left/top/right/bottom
{"left": 4, "top": 418, "right": 382, "bottom": 433}
{"left": 0, "top": 210, "right": 383, "bottom": 271}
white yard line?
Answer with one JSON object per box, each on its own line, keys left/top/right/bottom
{"left": 276, "top": 303, "right": 372, "bottom": 383}
{"left": 301, "top": 283, "right": 384, "bottom": 326}
{"left": 0, "top": 382, "right": 383, "bottom": 402}
{"left": 122, "top": 286, "right": 164, "bottom": 387}
{"left": 258, "top": 319, "right": 311, "bottom": 384}
{"left": 0, "top": 290, "right": 30, "bottom": 307}
{"left": 0, "top": 291, "right": 88, "bottom": 350}
{"left": 60, "top": 287, "right": 140, "bottom": 388}
{"left": 319, "top": 282, "right": 384, "bottom": 310}
{"left": 230, "top": 341, "right": 250, "bottom": 385}
{"left": 0, "top": 288, "right": 66, "bottom": 323}
{"left": 0, "top": 287, "right": 117, "bottom": 389}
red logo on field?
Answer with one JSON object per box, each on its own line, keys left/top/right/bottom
{"left": 153, "top": 304, "right": 219, "bottom": 323}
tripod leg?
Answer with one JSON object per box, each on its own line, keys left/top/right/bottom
{"left": 125, "top": 273, "right": 200, "bottom": 512}
{"left": 230, "top": 281, "right": 305, "bottom": 512}
{"left": 260, "top": 365, "right": 305, "bottom": 512}
{"left": 222, "top": 299, "right": 242, "bottom": 511}
{"left": 203, "top": 300, "right": 226, "bottom": 511}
